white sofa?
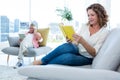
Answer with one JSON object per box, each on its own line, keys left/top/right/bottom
{"left": 18, "top": 28, "right": 120, "bottom": 80}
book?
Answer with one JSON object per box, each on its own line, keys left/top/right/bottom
{"left": 59, "top": 25, "right": 75, "bottom": 41}
{"left": 19, "top": 34, "right": 25, "bottom": 39}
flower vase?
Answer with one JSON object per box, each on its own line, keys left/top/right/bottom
{"left": 62, "top": 19, "right": 73, "bottom": 26}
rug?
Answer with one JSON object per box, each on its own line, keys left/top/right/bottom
{"left": 0, "top": 65, "right": 27, "bottom": 80}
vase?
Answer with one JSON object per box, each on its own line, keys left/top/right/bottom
{"left": 61, "top": 19, "right": 73, "bottom": 26}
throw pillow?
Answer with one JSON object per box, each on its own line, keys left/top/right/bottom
{"left": 37, "top": 27, "right": 49, "bottom": 46}
{"left": 92, "top": 28, "right": 120, "bottom": 71}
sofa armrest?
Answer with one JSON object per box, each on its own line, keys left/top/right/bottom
{"left": 18, "top": 65, "right": 120, "bottom": 80}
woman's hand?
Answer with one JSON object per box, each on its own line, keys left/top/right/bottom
{"left": 19, "top": 38, "right": 23, "bottom": 42}
{"left": 66, "top": 36, "right": 72, "bottom": 43}
{"left": 73, "top": 33, "right": 96, "bottom": 56}
{"left": 72, "top": 34, "right": 83, "bottom": 44}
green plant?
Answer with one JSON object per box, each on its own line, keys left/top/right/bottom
{"left": 56, "top": 7, "right": 73, "bottom": 21}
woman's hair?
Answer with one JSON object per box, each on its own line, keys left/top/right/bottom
{"left": 29, "top": 23, "right": 36, "bottom": 29}
{"left": 87, "top": 3, "right": 108, "bottom": 28}
{"left": 30, "top": 23, "right": 35, "bottom": 27}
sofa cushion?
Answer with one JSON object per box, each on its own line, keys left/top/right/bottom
{"left": 37, "top": 27, "right": 49, "bottom": 46}
{"left": 2, "top": 46, "right": 52, "bottom": 57}
{"left": 18, "top": 65, "right": 120, "bottom": 80}
{"left": 27, "top": 46, "right": 52, "bottom": 57}
{"left": 2, "top": 47, "right": 19, "bottom": 55}
{"left": 92, "top": 28, "right": 120, "bottom": 71}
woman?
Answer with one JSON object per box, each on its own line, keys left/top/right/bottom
{"left": 16, "top": 23, "right": 43, "bottom": 67}
{"left": 33, "top": 3, "right": 109, "bottom": 66}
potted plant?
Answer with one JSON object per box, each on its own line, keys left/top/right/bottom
{"left": 56, "top": 7, "right": 73, "bottom": 22}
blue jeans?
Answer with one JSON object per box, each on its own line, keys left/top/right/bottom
{"left": 41, "top": 43, "right": 93, "bottom": 66}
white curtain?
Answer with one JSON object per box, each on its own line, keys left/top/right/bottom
{"left": 110, "top": 0, "right": 120, "bottom": 28}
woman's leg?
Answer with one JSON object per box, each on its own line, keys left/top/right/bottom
{"left": 17, "top": 41, "right": 33, "bottom": 67}
{"left": 48, "top": 53, "right": 93, "bottom": 66}
{"left": 18, "top": 45, "right": 26, "bottom": 60}
{"left": 16, "top": 42, "right": 27, "bottom": 67}
{"left": 33, "top": 43, "right": 79, "bottom": 65}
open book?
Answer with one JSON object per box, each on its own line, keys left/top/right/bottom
{"left": 59, "top": 25, "right": 75, "bottom": 41}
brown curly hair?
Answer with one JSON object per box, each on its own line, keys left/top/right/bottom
{"left": 87, "top": 3, "right": 108, "bottom": 28}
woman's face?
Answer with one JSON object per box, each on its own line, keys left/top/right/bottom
{"left": 87, "top": 9, "right": 98, "bottom": 26}
{"left": 29, "top": 26, "right": 35, "bottom": 33}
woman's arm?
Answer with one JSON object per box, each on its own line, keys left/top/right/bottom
{"left": 72, "top": 34, "right": 96, "bottom": 57}
{"left": 35, "top": 32, "right": 43, "bottom": 42}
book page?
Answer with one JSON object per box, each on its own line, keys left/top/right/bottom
{"left": 59, "top": 25, "right": 75, "bottom": 41}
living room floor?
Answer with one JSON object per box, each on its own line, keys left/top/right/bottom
{"left": 0, "top": 52, "right": 45, "bottom": 67}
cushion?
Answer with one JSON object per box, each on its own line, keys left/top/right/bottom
{"left": 18, "top": 65, "right": 120, "bottom": 80}
{"left": 27, "top": 46, "right": 52, "bottom": 56}
{"left": 1, "top": 46, "right": 52, "bottom": 57}
{"left": 37, "top": 27, "right": 49, "bottom": 46}
{"left": 8, "top": 37, "right": 20, "bottom": 47}
{"left": 92, "top": 28, "right": 120, "bottom": 70}
{"left": 2, "top": 47, "right": 19, "bottom": 55}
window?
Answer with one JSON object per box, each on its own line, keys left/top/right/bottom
{"left": 0, "top": 0, "right": 29, "bottom": 42}
{"left": 1, "top": 0, "right": 119, "bottom": 44}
